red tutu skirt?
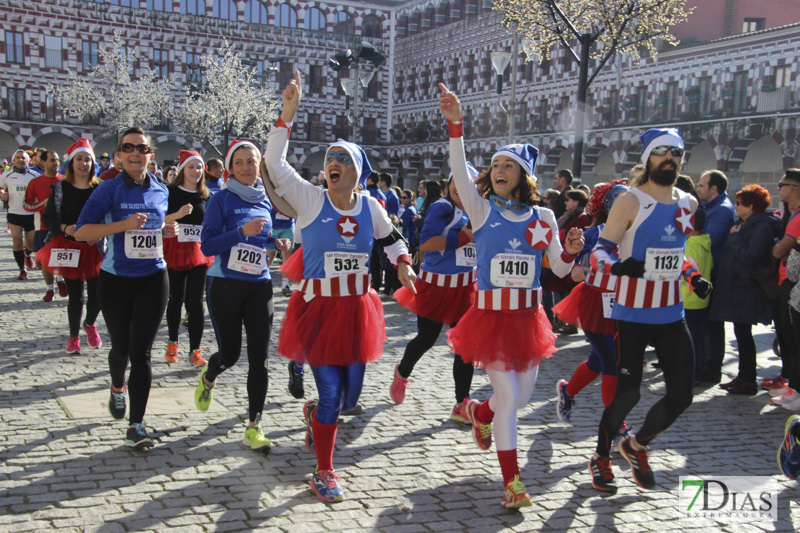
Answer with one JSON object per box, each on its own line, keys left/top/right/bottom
{"left": 36, "top": 235, "right": 103, "bottom": 280}
{"left": 447, "top": 305, "right": 556, "bottom": 372}
{"left": 163, "top": 238, "right": 213, "bottom": 271}
{"left": 394, "top": 279, "right": 476, "bottom": 325}
{"left": 277, "top": 289, "right": 386, "bottom": 367}
{"left": 279, "top": 246, "right": 305, "bottom": 283}
{"left": 552, "top": 283, "right": 615, "bottom": 335}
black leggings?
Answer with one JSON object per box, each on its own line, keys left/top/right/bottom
{"left": 98, "top": 269, "right": 169, "bottom": 425}
{"left": 398, "top": 315, "right": 474, "bottom": 403}
{"left": 166, "top": 265, "right": 208, "bottom": 350}
{"left": 206, "top": 276, "right": 273, "bottom": 423}
{"left": 596, "top": 319, "right": 694, "bottom": 456}
{"left": 64, "top": 277, "right": 100, "bottom": 337}
{"left": 733, "top": 322, "right": 757, "bottom": 383}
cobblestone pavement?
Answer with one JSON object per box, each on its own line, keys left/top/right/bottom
{"left": 0, "top": 219, "right": 798, "bottom": 532}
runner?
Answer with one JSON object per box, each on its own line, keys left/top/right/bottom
{"left": 0, "top": 150, "right": 38, "bottom": 279}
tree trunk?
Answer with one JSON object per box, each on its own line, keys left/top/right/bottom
{"left": 572, "top": 34, "right": 592, "bottom": 181}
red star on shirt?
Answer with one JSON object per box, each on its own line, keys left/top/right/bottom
{"left": 675, "top": 207, "right": 694, "bottom": 235}
{"left": 337, "top": 216, "right": 359, "bottom": 236}
{"left": 526, "top": 219, "right": 552, "bottom": 250}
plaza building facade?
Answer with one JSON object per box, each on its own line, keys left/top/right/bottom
{"left": 1, "top": 0, "right": 799, "bottom": 198}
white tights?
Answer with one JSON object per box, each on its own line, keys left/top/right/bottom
{"left": 486, "top": 365, "right": 540, "bottom": 451}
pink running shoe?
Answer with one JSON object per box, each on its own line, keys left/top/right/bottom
{"left": 84, "top": 322, "right": 102, "bottom": 348}
{"left": 390, "top": 365, "right": 410, "bottom": 404}
{"left": 66, "top": 335, "right": 81, "bottom": 354}
{"left": 450, "top": 398, "right": 471, "bottom": 424}
{"left": 466, "top": 399, "right": 492, "bottom": 451}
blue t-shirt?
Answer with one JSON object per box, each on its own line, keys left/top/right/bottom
{"left": 206, "top": 178, "right": 222, "bottom": 193}
{"left": 400, "top": 205, "right": 418, "bottom": 248}
{"left": 419, "top": 198, "right": 473, "bottom": 276}
{"left": 75, "top": 172, "right": 168, "bottom": 277}
{"left": 383, "top": 188, "right": 400, "bottom": 217}
{"left": 270, "top": 206, "right": 295, "bottom": 230}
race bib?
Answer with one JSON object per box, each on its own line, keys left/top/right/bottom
{"left": 124, "top": 229, "right": 163, "bottom": 259}
{"left": 324, "top": 251, "right": 369, "bottom": 277}
{"left": 177, "top": 224, "right": 202, "bottom": 243}
{"left": 455, "top": 243, "right": 477, "bottom": 267}
{"left": 227, "top": 243, "right": 266, "bottom": 275}
{"left": 49, "top": 248, "right": 80, "bottom": 268}
{"left": 490, "top": 253, "right": 536, "bottom": 288}
{"left": 644, "top": 247, "right": 682, "bottom": 281}
{"left": 602, "top": 292, "right": 616, "bottom": 319}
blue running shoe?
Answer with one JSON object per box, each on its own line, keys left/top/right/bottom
{"left": 108, "top": 385, "right": 126, "bottom": 420}
{"left": 125, "top": 423, "right": 154, "bottom": 449}
{"left": 310, "top": 468, "right": 344, "bottom": 502}
{"left": 556, "top": 379, "right": 574, "bottom": 423}
{"left": 779, "top": 415, "right": 800, "bottom": 479}
{"left": 303, "top": 400, "right": 317, "bottom": 454}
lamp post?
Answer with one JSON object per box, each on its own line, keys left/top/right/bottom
{"left": 490, "top": 34, "right": 530, "bottom": 145}
{"left": 328, "top": 42, "right": 386, "bottom": 143}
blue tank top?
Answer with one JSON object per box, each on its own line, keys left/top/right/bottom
{"left": 420, "top": 199, "right": 474, "bottom": 276}
{"left": 302, "top": 192, "right": 375, "bottom": 279}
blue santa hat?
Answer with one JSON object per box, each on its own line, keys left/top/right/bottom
{"left": 449, "top": 161, "right": 480, "bottom": 181}
{"left": 325, "top": 139, "right": 372, "bottom": 190}
{"left": 639, "top": 128, "right": 684, "bottom": 164}
{"left": 604, "top": 183, "right": 630, "bottom": 214}
{"left": 491, "top": 143, "right": 539, "bottom": 183}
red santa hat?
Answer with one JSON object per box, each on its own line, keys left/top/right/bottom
{"left": 177, "top": 150, "right": 204, "bottom": 175}
{"left": 224, "top": 139, "right": 261, "bottom": 172}
{"left": 67, "top": 139, "right": 94, "bottom": 162}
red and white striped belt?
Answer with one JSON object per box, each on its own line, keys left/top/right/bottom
{"left": 298, "top": 273, "right": 371, "bottom": 300}
{"left": 615, "top": 277, "right": 682, "bottom": 308}
{"left": 585, "top": 270, "right": 617, "bottom": 291}
{"left": 476, "top": 288, "right": 542, "bottom": 311}
{"left": 419, "top": 269, "right": 477, "bottom": 288}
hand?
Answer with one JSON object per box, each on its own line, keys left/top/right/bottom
{"left": 178, "top": 203, "right": 193, "bottom": 218}
{"left": 691, "top": 275, "right": 713, "bottom": 298}
{"left": 610, "top": 257, "right": 645, "bottom": 278}
{"left": 438, "top": 83, "right": 463, "bottom": 123}
{"left": 242, "top": 218, "right": 268, "bottom": 237}
{"left": 398, "top": 262, "right": 417, "bottom": 294}
{"left": 274, "top": 238, "right": 292, "bottom": 254}
{"left": 565, "top": 227, "right": 584, "bottom": 255}
{"left": 126, "top": 212, "right": 149, "bottom": 230}
{"left": 280, "top": 70, "right": 302, "bottom": 123}
{"left": 570, "top": 265, "right": 589, "bottom": 283}
{"left": 162, "top": 221, "right": 179, "bottom": 238}
{"left": 730, "top": 224, "right": 741, "bottom": 233}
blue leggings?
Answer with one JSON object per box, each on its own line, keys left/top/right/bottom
{"left": 310, "top": 364, "right": 366, "bottom": 424}
{"left": 585, "top": 331, "right": 617, "bottom": 376}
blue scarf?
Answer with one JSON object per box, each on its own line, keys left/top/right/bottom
{"left": 226, "top": 177, "right": 266, "bottom": 204}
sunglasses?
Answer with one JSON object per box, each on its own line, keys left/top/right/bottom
{"left": 649, "top": 145, "right": 684, "bottom": 157}
{"left": 120, "top": 143, "right": 152, "bottom": 154}
{"left": 325, "top": 152, "right": 353, "bottom": 166}
{"left": 400, "top": 196, "right": 409, "bottom": 199}
{"left": 778, "top": 182, "right": 797, "bottom": 189}
{"left": 489, "top": 194, "right": 531, "bottom": 214}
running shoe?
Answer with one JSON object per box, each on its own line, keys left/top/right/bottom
{"left": 589, "top": 455, "right": 617, "bottom": 494}
{"left": 189, "top": 347, "right": 207, "bottom": 367}
{"left": 390, "top": 364, "right": 410, "bottom": 404}
{"left": 108, "top": 385, "right": 127, "bottom": 420}
{"left": 17, "top": 270, "right": 28, "bottom": 280}
{"left": 57, "top": 280, "right": 68, "bottom": 297}
{"left": 194, "top": 365, "right": 214, "bottom": 411}
{"left": 288, "top": 361, "right": 305, "bottom": 399}
{"left": 772, "top": 389, "right": 800, "bottom": 406}
{"left": 303, "top": 400, "right": 317, "bottom": 454}
{"left": 164, "top": 341, "right": 178, "bottom": 364}
{"left": 281, "top": 284, "right": 293, "bottom": 297}
{"left": 611, "top": 422, "right": 633, "bottom": 454}
{"left": 450, "top": 398, "right": 471, "bottom": 424}
{"left": 727, "top": 379, "right": 758, "bottom": 395}
{"left": 466, "top": 399, "right": 492, "bottom": 451}
{"left": 242, "top": 415, "right": 273, "bottom": 450}
{"left": 42, "top": 289, "right": 54, "bottom": 302}
{"left": 84, "top": 322, "right": 102, "bottom": 348}
{"left": 501, "top": 475, "right": 532, "bottom": 508}
{"left": 619, "top": 436, "right": 656, "bottom": 489}
{"left": 341, "top": 403, "right": 364, "bottom": 416}
{"left": 125, "top": 423, "right": 154, "bottom": 449}
{"left": 310, "top": 468, "right": 344, "bottom": 502}
{"left": 556, "top": 379, "right": 574, "bottom": 423}
{"left": 781, "top": 395, "right": 800, "bottom": 411}
{"left": 778, "top": 415, "right": 800, "bottom": 479}
{"left": 66, "top": 335, "right": 81, "bottom": 354}
{"left": 770, "top": 386, "right": 790, "bottom": 397}
{"left": 25, "top": 254, "right": 33, "bottom": 269}
{"left": 762, "top": 375, "right": 788, "bottom": 390}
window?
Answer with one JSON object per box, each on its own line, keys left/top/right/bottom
{"left": 308, "top": 64, "right": 323, "bottom": 95}
{"left": 732, "top": 71, "right": 747, "bottom": 113}
{"left": 776, "top": 65, "right": 791, "bottom": 88}
{"left": 213, "top": 0, "right": 237, "bottom": 20}
{"left": 609, "top": 90, "right": 619, "bottom": 124}
{"left": 279, "top": 61, "right": 293, "bottom": 88}
{"left": 333, "top": 115, "right": 350, "bottom": 141}
{"left": 396, "top": 74, "right": 403, "bottom": 99}
{"left": 308, "top": 113, "right": 325, "bottom": 141}
{"left": 538, "top": 99, "right": 548, "bottom": 130}
{"left": 636, "top": 86, "right": 647, "bottom": 122}
{"left": 6, "top": 32, "right": 24, "bottom": 64}
{"left": 153, "top": 49, "right": 169, "bottom": 79}
{"left": 186, "top": 52, "right": 202, "bottom": 84}
{"left": 362, "top": 14, "right": 382, "bottom": 38}
{"left": 362, "top": 117, "right": 377, "bottom": 145}
{"left": 44, "top": 36, "right": 62, "bottom": 69}
{"left": 335, "top": 11, "right": 355, "bottom": 34}
{"left": 108, "top": 0, "right": 134, "bottom": 7}
{"left": 699, "top": 76, "right": 712, "bottom": 114}
{"left": 45, "top": 92, "right": 58, "bottom": 122}
{"left": 666, "top": 81, "right": 678, "bottom": 119}
{"left": 181, "top": 0, "right": 205, "bottom": 15}
{"left": 465, "top": 53, "right": 475, "bottom": 89}
{"left": 244, "top": 0, "right": 267, "bottom": 24}
{"left": 120, "top": 46, "right": 135, "bottom": 78}
{"left": 438, "top": 2, "right": 450, "bottom": 25}
{"left": 146, "top": 0, "right": 168, "bottom": 11}
{"left": 7, "top": 88, "right": 27, "bottom": 120}
{"left": 742, "top": 18, "right": 765, "bottom": 33}
{"left": 274, "top": 4, "right": 297, "bottom": 27}
{"left": 304, "top": 7, "right": 325, "bottom": 31}
{"left": 82, "top": 41, "right": 98, "bottom": 71}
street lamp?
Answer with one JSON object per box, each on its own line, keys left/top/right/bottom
{"left": 491, "top": 34, "right": 532, "bottom": 145}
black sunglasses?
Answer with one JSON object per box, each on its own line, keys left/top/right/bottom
{"left": 119, "top": 143, "right": 152, "bottom": 154}
{"left": 400, "top": 196, "right": 409, "bottom": 199}
{"left": 650, "top": 145, "right": 684, "bottom": 157}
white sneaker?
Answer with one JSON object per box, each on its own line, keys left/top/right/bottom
{"left": 781, "top": 395, "right": 800, "bottom": 411}
{"left": 769, "top": 386, "right": 791, "bottom": 397}
{"left": 771, "top": 389, "right": 800, "bottom": 406}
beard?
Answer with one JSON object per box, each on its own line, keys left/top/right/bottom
{"left": 648, "top": 160, "right": 680, "bottom": 186}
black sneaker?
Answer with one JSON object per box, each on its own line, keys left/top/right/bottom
{"left": 288, "top": 361, "right": 305, "bottom": 399}
{"left": 619, "top": 436, "right": 656, "bottom": 489}
{"left": 125, "top": 423, "right": 154, "bottom": 449}
{"left": 108, "top": 385, "right": 127, "bottom": 420}
{"left": 588, "top": 455, "right": 617, "bottom": 494}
